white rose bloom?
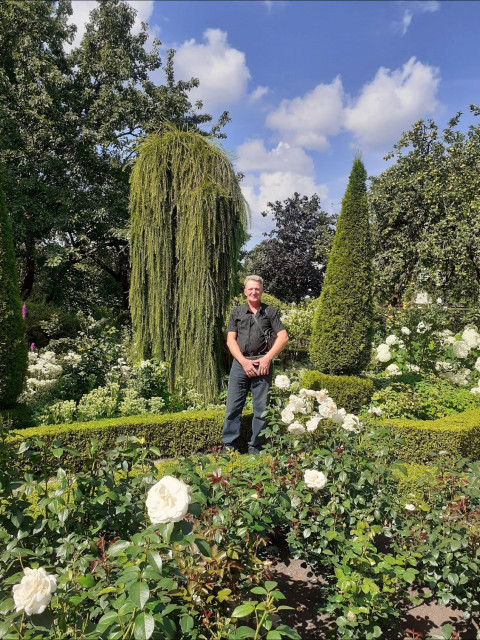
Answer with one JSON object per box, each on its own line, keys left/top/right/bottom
{"left": 288, "top": 394, "right": 308, "bottom": 413}
{"left": 314, "top": 389, "right": 329, "bottom": 404}
{"left": 385, "top": 363, "right": 401, "bottom": 377}
{"left": 462, "top": 327, "right": 480, "bottom": 349}
{"left": 452, "top": 340, "right": 470, "bottom": 359}
{"left": 288, "top": 421, "right": 306, "bottom": 435}
{"left": 299, "top": 388, "right": 317, "bottom": 398}
{"left": 401, "top": 327, "right": 411, "bottom": 335}
{"left": 304, "top": 469, "right": 327, "bottom": 490}
{"left": 306, "top": 415, "right": 321, "bottom": 432}
{"left": 331, "top": 407, "right": 346, "bottom": 424}
{"left": 342, "top": 414, "right": 361, "bottom": 433}
{"left": 12, "top": 568, "right": 57, "bottom": 616}
{"left": 318, "top": 398, "right": 337, "bottom": 419}
{"left": 281, "top": 407, "right": 295, "bottom": 425}
{"left": 385, "top": 334, "right": 399, "bottom": 346}
{"left": 368, "top": 406, "right": 383, "bottom": 417}
{"left": 274, "top": 375, "right": 291, "bottom": 390}
{"left": 146, "top": 476, "right": 192, "bottom": 524}
{"left": 376, "top": 344, "right": 392, "bottom": 363}
{"left": 404, "top": 504, "right": 415, "bottom": 511}
{"left": 416, "top": 322, "right": 429, "bottom": 334}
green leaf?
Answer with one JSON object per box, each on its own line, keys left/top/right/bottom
{"left": 147, "top": 551, "right": 163, "bottom": 572}
{"left": 266, "top": 632, "right": 282, "bottom": 640}
{"left": 134, "top": 612, "right": 155, "bottom": 640}
{"left": 180, "top": 615, "right": 194, "bottom": 633}
{"left": 250, "top": 587, "right": 267, "bottom": 595}
{"left": 107, "top": 540, "right": 131, "bottom": 556}
{"left": 97, "top": 610, "right": 118, "bottom": 629}
{"left": 77, "top": 574, "right": 95, "bottom": 588}
{"left": 232, "top": 603, "right": 256, "bottom": 618}
{"left": 195, "top": 538, "right": 212, "bottom": 557}
{"left": 129, "top": 582, "right": 150, "bottom": 610}
{"left": 442, "top": 624, "right": 454, "bottom": 639}
{"left": 235, "top": 627, "right": 256, "bottom": 639}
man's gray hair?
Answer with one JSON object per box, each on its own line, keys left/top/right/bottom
{"left": 244, "top": 274, "right": 264, "bottom": 288}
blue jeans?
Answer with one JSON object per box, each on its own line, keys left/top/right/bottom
{"left": 222, "top": 358, "right": 272, "bottom": 450}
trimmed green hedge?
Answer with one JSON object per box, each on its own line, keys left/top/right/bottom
{"left": 382, "top": 408, "right": 480, "bottom": 464}
{"left": 300, "top": 370, "right": 374, "bottom": 414}
{"left": 8, "top": 409, "right": 253, "bottom": 472}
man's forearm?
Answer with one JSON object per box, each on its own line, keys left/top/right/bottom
{"left": 265, "top": 330, "right": 289, "bottom": 361}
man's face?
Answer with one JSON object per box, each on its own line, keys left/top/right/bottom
{"left": 244, "top": 280, "right": 263, "bottom": 304}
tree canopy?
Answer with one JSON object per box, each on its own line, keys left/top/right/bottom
{"left": 244, "top": 193, "right": 335, "bottom": 303}
{"left": 370, "top": 107, "right": 480, "bottom": 306}
{"left": 0, "top": 0, "right": 226, "bottom": 311}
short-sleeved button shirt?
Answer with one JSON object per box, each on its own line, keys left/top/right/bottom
{"left": 226, "top": 303, "right": 285, "bottom": 356}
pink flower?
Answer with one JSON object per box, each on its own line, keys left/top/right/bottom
{"left": 30, "top": 343, "right": 35, "bottom": 351}
{"left": 22, "top": 304, "right": 27, "bottom": 319}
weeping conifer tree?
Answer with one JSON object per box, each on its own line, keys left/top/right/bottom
{"left": 129, "top": 127, "right": 248, "bottom": 402}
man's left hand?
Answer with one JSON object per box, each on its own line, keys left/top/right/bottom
{"left": 252, "top": 355, "right": 272, "bottom": 376}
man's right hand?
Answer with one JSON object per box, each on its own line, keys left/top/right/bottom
{"left": 241, "top": 359, "right": 258, "bottom": 377}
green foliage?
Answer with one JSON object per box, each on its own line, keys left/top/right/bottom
{"left": 244, "top": 192, "right": 335, "bottom": 303}
{"left": 129, "top": 127, "right": 248, "bottom": 402}
{"left": 0, "top": 186, "right": 27, "bottom": 407}
{"left": 382, "top": 408, "right": 480, "bottom": 464}
{"left": 23, "top": 301, "right": 82, "bottom": 348}
{"left": 370, "top": 108, "right": 480, "bottom": 306}
{"left": 0, "top": 0, "right": 226, "bottom": 310}
{"left": 0, "top": 429, "right": 299, "bottom": 640}
{"left": 300, "top": 370, "right": 374, "bottom": 414}
{"left": 310, "top": 156, "right": 373, "bottom": 374}
{"left": 371, "top": 378, "right": 480, "bottom": 420}
{"left": 7, "top": 409, "right": 254, "bottom": 472}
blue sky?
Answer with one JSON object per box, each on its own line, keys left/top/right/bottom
{"left": 69, "top": 0, "right": 480, "bottom": 246}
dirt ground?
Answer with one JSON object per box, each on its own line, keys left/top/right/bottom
{"left": 272, "top": 557, "right": 479, "bottom": 640}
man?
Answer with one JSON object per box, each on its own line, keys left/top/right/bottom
{"left": 222, "top": 275, "right": 289, "bottom": 454}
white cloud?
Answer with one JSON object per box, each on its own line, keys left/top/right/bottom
{"left": 249, "top": 85, "right": 270, "bottom": 102}
{"left": 265, "top": 77, "right": 344, "bottom": 150}
{"left": 67, "top": 1, "right": 155, "bottom": 50}
{"left": 344, "top": 57, "right": 440, "bottom": 149}
{"left": 397, "top": 1, "right": 440, "bottom": 35}
{"left": 174, "top": 29, "right": 251, "bottom": 109}
{"left": 242, "top": 171, "right": 329, "bottom": 241}
{"left": 237, "top": 140, "right": 328, "bottom": 240}
{"left": 237, "top": 140, "right": 314, "bottom": 174}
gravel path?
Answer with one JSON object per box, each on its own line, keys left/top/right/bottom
{"left": 272, "top": 558, "right": 479, "bottom": 639}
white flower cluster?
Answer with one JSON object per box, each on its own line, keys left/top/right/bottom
{"left": 21, "top": 351, "right": 63, "bottom": 401}
{"left": 279, "top": 385, "right": 361, "bottom": 434}
{"left": 62, "top": 350, "right": 82, "bottom": 367}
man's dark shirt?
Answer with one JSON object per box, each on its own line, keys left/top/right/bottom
{"left": 226, "top": 303, "right": 285, "bottom": 356}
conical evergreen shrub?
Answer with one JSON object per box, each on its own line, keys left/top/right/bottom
{"left": 129, "top": 127, "right": 248, "bottom": 402}
{"left": 0, "top": 185, "right": 27, "bottom": 407}
{"left": 310, "top": 156, "right": 373, "bottom": 374}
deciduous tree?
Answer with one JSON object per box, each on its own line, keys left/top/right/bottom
{"left": 244, "top": 193, "right": 335, "bottom": 303}
{"left": 370, "top": 107, "right": 480, "bottom": 305}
